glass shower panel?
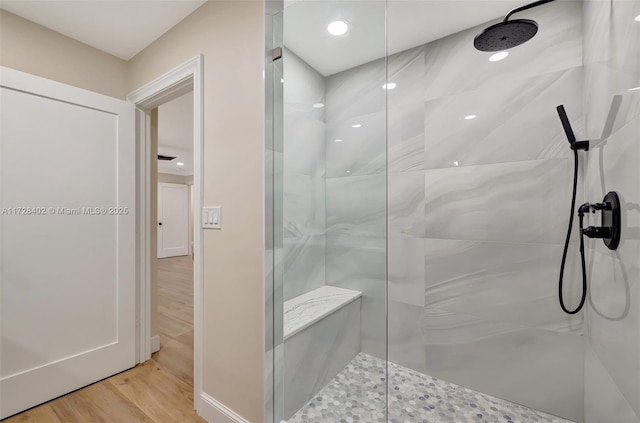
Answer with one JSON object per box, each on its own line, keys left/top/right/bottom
{"left": 265, "top": 4, "right": 284, "bottom": 423}
{"left": 582, "top": 0, "right": 640, "bottom": 421}
{"left": 386, "top": 0, "right": 587, "bottom": 422}
{"left": 277, "top": 1, "right": 388, "bottom": 421}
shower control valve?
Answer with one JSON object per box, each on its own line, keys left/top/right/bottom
{"left": 582, "top": 226, "right": 612, "bottom": 239}
{"left": 578, "top": 192, "right": 621, "bottom": 250}
{"left": 590, "top": 202, "right": 611, "bottom": 211}
{"left": 578, "top": 202, "right": 611, "bottom": 216}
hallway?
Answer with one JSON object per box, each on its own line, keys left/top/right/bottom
{"left": 4, "top": 256, "right": 203, "bottom": 423}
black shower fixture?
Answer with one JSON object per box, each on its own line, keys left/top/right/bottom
{"left": 580, "top": 192, "right": 622, "bottom": 251}
{"left": 556, "top": 104, "right": 589, "bottom": 315}
{"left": 474, "top": 0, "right": 556, "bottom": 52}
{"left": 556, "top": 105, "right": 589, "bottom": 151}
{"left": 556, "top": 104, "right": 622, "bottom": 315}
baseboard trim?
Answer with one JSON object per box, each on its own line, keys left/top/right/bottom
{"left": 150, "top": 335, "right": 160, "bottom": 353}
{"left": 199, "top": 392, "right": 249, "bottom": 423}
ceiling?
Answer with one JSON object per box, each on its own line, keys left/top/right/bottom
{"left": 1, "top": 0, "right": 536, "bottom": 73}
{"left": 284, "top": 0, "right": 534, "bottom": 76}
{"left": 158, "top": 91, "right": 194, "bottom": 176}
{"left": 0, "top": 0, "right": 206, "bottom": 60}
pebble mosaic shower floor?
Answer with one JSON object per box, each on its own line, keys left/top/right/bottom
{"left": 288, "top": 353, "right": 574, "bottom": 423}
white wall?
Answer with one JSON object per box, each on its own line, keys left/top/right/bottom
{"left": 127, "top": 2, "right": 266, "bottom": 421}
{"left": 0, "top": 10, "right": 128, "bottom": 99}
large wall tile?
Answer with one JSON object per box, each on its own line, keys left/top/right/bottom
{"left": 585, "top": 249, "right": 640, "bottom": 416}
{"left": 326, "top": 174, "right": 386, "bottom": 238}
{"left": 326, "top": 235, "right": 425, "bottom": 307}
{"left": 584, "top": 117, "right": 640, "bottom": 267}
{"left": 583, "top": 0, "right": 640, "bottom": 73}
{"left": 325, "top": 111, "right": 386, "bottom": 178}
{"left": 387, "top": 45, "right": 426, "bottom": 108}
{"left": 325, "top": 59, "right": 385, "bottom": 122}
{"left": 361, "top": 298, "right": 426, "bottom": 374}
{"left": 324, "top": 47, "right": 425, "bottom": 177}
{"left": 284, "top": 112, "right": 325, "bottom": 177}
{"left": 324, "top": 45, "right": 424, "bottom": 123}
{"left": 423, "top": 67, "right": 584, "bottom": 169}
{"left": 283, "top": 236, "right": 326, "bottom": 302}
{"left": 389, "top": 236, "right": 425, "bottom": 307}
{"left": 584, "top": 64, "right": 640, "bottom": 140}
{"left": 284, "top": 172, "right": 325, "bottom": 239}
{"left": 420, "top": 307, "right": 584, "bottom": 422}
{"left": 284, "top": 48, "right": 326, "bottom": 115}
{"left": 325, "top": 103, "right": 425, "bottom": 177}
{"left": 325, "top": 235, "right": 386, "bottom": 300}
{"left": 424, "top": 159, "right": 572, "bottom": 244}
{"left": 422, "top": 0, "right": 582, "bottom": 102}
{"left": 584, "top": 345, "right": 640, "bottom": 423}
{"left": 389, "top": 103, "right": 425, "bottom": 173}
{"left": 424, "top": 239, "right": 583, "bottom": 333}
{"left": 389, "top": 170, "right": 425, "bottom": 237}
{"left": 283, "top": 50, "right": 327, "bottom": 302}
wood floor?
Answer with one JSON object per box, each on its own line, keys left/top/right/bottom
{"left": 4, "top": 256, "right": 205, "bottom": 423}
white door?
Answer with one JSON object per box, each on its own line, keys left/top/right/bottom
{"left": 157, "top": 183, "right": 189, "bottom": 258}
{"left": 0, "top": 67, "right": 136, "bottom": 419}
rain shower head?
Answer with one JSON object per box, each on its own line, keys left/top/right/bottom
{"left": 473, "top": 0, "right": 555, "bottom": 52}
{"left": 474, "top": 19, "right": 538, "bottom": 51}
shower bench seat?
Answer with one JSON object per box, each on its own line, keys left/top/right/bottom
{"left": 284, "top": 285, "right": 362, "bottom": 340}
{"left": 282, "top": 285, "right": 362, "bottom": 419}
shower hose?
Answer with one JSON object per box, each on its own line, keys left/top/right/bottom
{"left": 558, "top": 148, "right": 588, "bottom": 315}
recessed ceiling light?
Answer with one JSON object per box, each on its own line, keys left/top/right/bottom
{"left": 635, "top": 14, "right": 640, "bottom": 22}
{"left": 313, "top": 103, "right": 325, "bottom": 108}
{"left": 382, "top": 83, "right": 397, "bottom": 90}
{"left": 176, "top": 162, "right": 184, "bottom": 166}
{"left": 489, "top": 51, "right": 509, "bottom": 62}
{"left": 335, "top": 139, "right": 343, "bottom": 143}
{"left": 328, "top": 20, "right": 348, "bottom": 36}
{"left": 351, "top": 124, "right": 362, "bottom": 128}
{"left": 629, "top": 86, "right": 640, "bottom": 91}
{"left": 464, "top": 115, "right": 477, "bottom": 120}
{"left": 346, "top": 170, "right": 351, "bottom": 174}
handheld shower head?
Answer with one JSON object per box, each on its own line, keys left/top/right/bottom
{"left": 556, "top": 105, "right": 576, "bottom": 145}
{"left": 556, "top": 105, "right": 589, "bottom": 151}
{"left": 474, "top": 0, "right": 555, "bottom": 52}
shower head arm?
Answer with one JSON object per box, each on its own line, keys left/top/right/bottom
{"left": 504, "top": 0, "right": 556, "bottom": 21}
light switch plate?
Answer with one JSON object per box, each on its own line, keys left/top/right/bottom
{"left": 203, "top": 206, "right": 221, "bottom": 229}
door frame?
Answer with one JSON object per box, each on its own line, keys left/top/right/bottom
{"left": 127, "top": 55, "right": 204, "bottom": 411}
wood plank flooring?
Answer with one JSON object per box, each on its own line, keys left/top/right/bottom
{"left": 4, "top": 256, "right": 204, "bottom": 423}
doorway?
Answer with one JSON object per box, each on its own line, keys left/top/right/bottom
{"left": 154, "top": 90, "right": 196, "bottom": 386}
{"left": 127, "top": 55, "right": 204, "bottom": 411}
{"left": 157, "top": 90, "right": 194, "bottom": 260}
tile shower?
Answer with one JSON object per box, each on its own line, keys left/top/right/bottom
{"left": 266, "top": 0, "right": 640, "bottom": 422}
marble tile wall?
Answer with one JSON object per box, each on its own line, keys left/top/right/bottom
{"left": 325, "top": 47, "right": 388, "bottom": 359}
{"left": 283, "top": 49, "right": 327, "bottom": 301}
{"left": 324, "top": 0, "right": 586, "bottom": 421}
{"left": 582, "top": 1, "right": 640, "bottom": 421}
